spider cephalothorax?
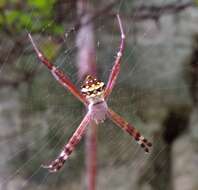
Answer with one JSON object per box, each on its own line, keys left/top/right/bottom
{"left": 28, "top": 14, "right": 152, "bottom": 173}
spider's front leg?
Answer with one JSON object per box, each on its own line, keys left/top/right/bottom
{"left": 104, "top": 14, "right": 125, "bottom": 99}
{"left": 42, "top": 113, "right": 91, "bottom": 172}
{"left": 28, "top": 33, "right": 88, "bottom": 106}
{"left": 107, "top": 108, "right": 152, "bottom": 153}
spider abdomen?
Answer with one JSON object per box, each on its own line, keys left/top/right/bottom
{"left": 88, "top": 101, "right": 108, "bottom": 124}
{"left": 81, "top": 75, "right": 105, "bottom": 104}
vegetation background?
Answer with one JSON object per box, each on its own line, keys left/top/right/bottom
{"left": 0, "top": 0, "right": 197, "bottom": 190}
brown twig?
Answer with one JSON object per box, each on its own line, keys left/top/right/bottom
{"left": 67, "top": 0, "right": 119, "bottom": 37}
{"left": 76, "top": 1, "right": 98, "bottom": 190}
{"left": 120, "top": 1, "right": 196, "bottom": 22}
{"left": 69, "top": 0, "right": 195, "bottom": 35}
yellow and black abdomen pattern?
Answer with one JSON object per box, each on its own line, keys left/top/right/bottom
{"left": 81, "top": 75, "right": 105, "bottom": 98}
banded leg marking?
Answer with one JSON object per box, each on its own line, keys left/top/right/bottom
{"left": 107, "top": 108, "right": 152, "bottom": 153}
{"left": 28, "top": 33, "right": 88, "bottom": 106}
{"left": 42, "top": 113, "right": 91, "bottom": 172}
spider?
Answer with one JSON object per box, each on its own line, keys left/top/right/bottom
{"left": 28, "top": 15, "right": 152, "bottom": 173}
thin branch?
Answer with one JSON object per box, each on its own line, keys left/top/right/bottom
{"left": 76, "top": 1, "right": 98, "bottom": 189}
{"left": 67, "top": 0, "right": 119, "bottom": 37}
{"left": 69, "top": 0, "right": 196, "bottom": 34}
{"left": 122, "top": 1, "right": 196, "bottom": 21}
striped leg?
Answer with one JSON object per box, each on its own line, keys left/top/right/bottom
{"left": 107, "top": 108, "right": 152, "bottom": 153}
{"left": 42, "top": 113, "right": 91, "bottom": 172}
{"left": 104, "top": 14, "right": 125, "bottom": 99}
{"left": 28, "top": 33, "right": 88, "bottom": 106}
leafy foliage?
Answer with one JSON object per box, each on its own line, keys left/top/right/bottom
{"left": 0, "top": 0, "right": 64, "bottom": 34}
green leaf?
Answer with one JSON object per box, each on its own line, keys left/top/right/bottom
{"left": 0, "top": 0, "right": 6, "bottom": 8}
{"left": 5, "top": 10, "right": 20, "bottom": 25}
{"left": 27, "top": 0, "right": 56, "bottom": 17}
{"left": 10, "top": 0, "right": 21, "bottom": 3}
{"left": 5, "top": 10, "right": 33, "bottom": 29}
{"left": 28, "top": 0, "right": 48, "bottom": 9}
{"left": 195, "top": 0, "right": 198, "bottom": 6}
{"left": 0, "top": 14, "right": 3, "bottom": 25}
{"left": 19, "top": 14, "right": 32, "bottom": 27}
{"left": 41, "top": 40, "right": 61, "bottom": 60}
{"left": 27, "top": 0, "right": 55, "bottom": 11}
{"left": 52, "top": 24, "right": 64, "bottom": 35}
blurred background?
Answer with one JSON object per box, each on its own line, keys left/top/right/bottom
{"left": 0, "top": 0, "right": 198, "bottom": 190}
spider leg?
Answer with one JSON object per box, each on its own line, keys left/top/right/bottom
{"left": 104, "top": 14, "right": 125, "bottom": 99}
{"left": 42, "top": 113, "right": 91, "bottom": 172}
{"left": 107, "top": 108, "right": 152, "bottom": 153}
{"left": 28, "top": 33, "right": 88, "bottom": 106}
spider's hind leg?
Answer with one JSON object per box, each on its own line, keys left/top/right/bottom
{"left": 42, "top": 113, "right": 91, "bottom": 172}
{"left": 107, "top": 108, "right": 152, "bottom": 153}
